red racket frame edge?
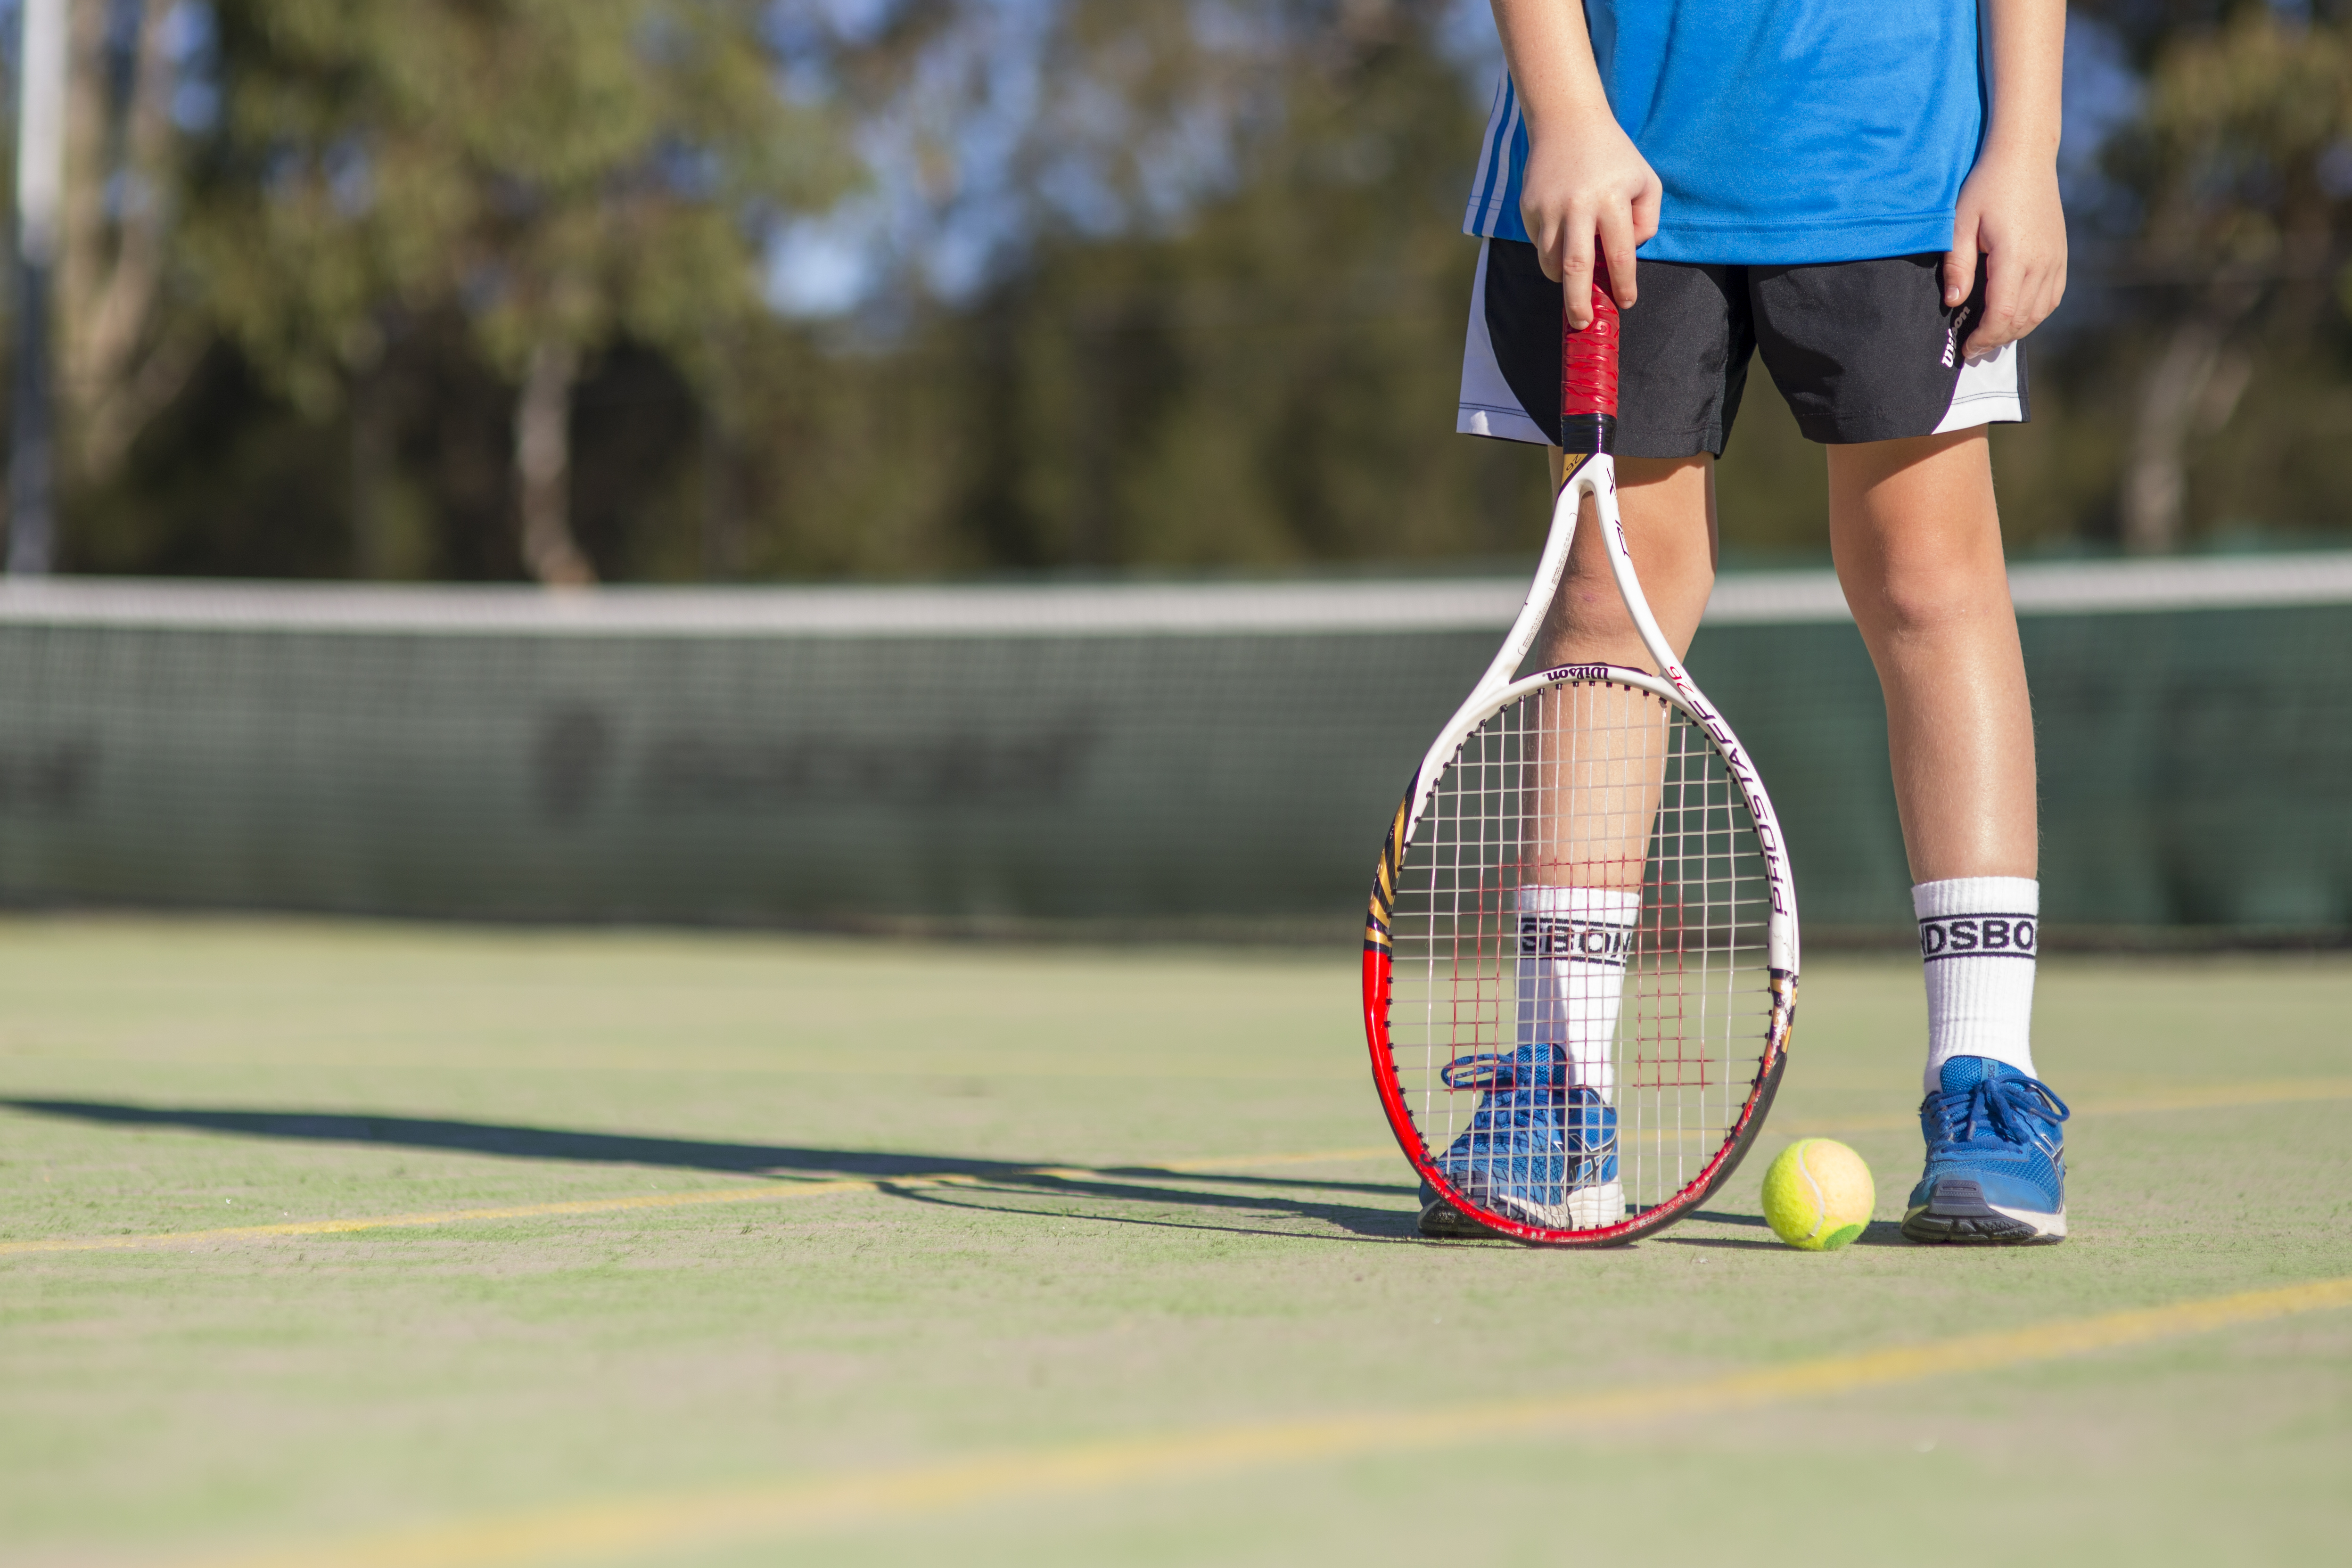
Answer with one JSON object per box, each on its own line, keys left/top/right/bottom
{"left": 1359, "top": 256, "right": 1798, "bottom": 1246}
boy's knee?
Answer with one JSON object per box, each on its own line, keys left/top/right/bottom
{"left": 1552, "top": 568, "right": 1640, "bottom": 638}
{"left": 1850, "top": 554, "right": 2010, "bottom": 639}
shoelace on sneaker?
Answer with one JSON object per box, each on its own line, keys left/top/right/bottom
{"left": 1440, "top": 1046, "right": 1565, "bottom": 1093}
{"left": 1931, "top": 1072, "right": 2071, "bottom": 1150}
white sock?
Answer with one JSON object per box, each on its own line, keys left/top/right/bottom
{"left": 1914, "top": 877, "right": 2039, "bottom": 1093}
{"left": 1516, "top": 887, "right": 1641, "bottom": 1101}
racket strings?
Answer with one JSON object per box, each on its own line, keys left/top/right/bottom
{"left": 1391, "top": 676, "right": 1774, "bottom": 1225}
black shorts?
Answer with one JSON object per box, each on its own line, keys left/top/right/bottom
{"left": 1456, "top": 238, "right": 2028, "bottom": 457}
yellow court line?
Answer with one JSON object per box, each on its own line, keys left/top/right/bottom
{"left": 183, "top": 1272, "right": 2352, "bottom": 1568}
{"left": 0, "top": 1180, "right": 879, "bottom": 1258}
{"left": 0, "top": 1148, "right": 1394, "bottom": 1260}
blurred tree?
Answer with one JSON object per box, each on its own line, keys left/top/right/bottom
{"left": 34, "top": 0, "right": 2352, "bottom": 580}
{"left": 56, "top": 0, "right": 202, "bottom": 484}
{"left": 717, "top": 0, "right": 1542, "bottom": 577}
{"left": 937, "top": 0, "right": 1527, "bottom": 570}
{"left": 2102, "top": 5, "right": 2352, "bottom": 550}
{"left": 176, "top": 0, "right": 851, "bottom": 581}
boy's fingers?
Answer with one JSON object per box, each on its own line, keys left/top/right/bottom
{"left": 1941, "top": 231, "right": 1978, "bottom": 311}
{"left": 1963, "top": 257, "right": 2028, "bottom": 360}
{"left": 1560, "top": 220, "right": 1597, "bottom": 330}
{"left": 1521, "top": 197, "right": 1563, "bottom": 282}
{"left": 2014, "top": 272, "right": 2052, "bottom": 342}
{"left": 1596, "top": 207, "right": 1640, "bottom": 309}
{"left": 2039, "top": 258, "right": 2070, "bottom": 324}
{"left": 1631, "top": 171, "right": 1664, "bottom": 246}
{"left": 1529, "top": 210, "right": 1563, "bottom": 282}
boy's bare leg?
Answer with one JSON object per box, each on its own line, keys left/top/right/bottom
{"left": 1826, "top": 429, "right": 2037, "bottom": 881}
{"left": 1524, "top": 452, "right": 1715, "bottom": 893}
{"left": 1833, "top": 427, "right": 2062, "bottom": 1245}
{"left": 1497, "top": 449, "right": 1715, "bottom": 1134}
{"left": 1538, "top": 450, "right": 1718, "bottom": 665}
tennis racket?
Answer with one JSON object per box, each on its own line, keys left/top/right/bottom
{"left": 1362, "top": 259, "right": 1799, "bottom": 1246}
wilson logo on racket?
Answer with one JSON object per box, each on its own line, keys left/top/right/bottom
{"left": 1918, "top": 914, "right": 2037, "bottom": 960}
{"left": 1517, "top": 916, "right": 1634, "bottom": 963}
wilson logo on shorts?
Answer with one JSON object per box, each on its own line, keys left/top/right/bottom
{"left": 1917, "top": 914, "right": 2037, "bottom": 961}
{"left": 1518, "top": 916, "right": 1635, "bottom": 965}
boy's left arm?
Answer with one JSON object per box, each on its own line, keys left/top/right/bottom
{"left": 1946, "top": 0, "right": 2067, "bottom": 361}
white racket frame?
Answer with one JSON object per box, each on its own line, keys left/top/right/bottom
{"left": 1404, "top": 454, "right": 1798, "bottom": 975}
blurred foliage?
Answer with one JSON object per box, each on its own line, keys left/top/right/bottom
{"left": 781, "top": 10, "right": 1543, "bottom": 575}
{"left": 17, "top": 0, "right": 2352, "bottom": 580}
{"left": 42, "top": 0, "right": 856, "bottom": 579}
{"left": 2089, "top": 3, "right": 2352, "bottom": 550}
{"left": 2130, "top": 4, "right": 2351, "bottom": 274}
{"left": 182, "top": 1, "right": 841, "bottom": 388}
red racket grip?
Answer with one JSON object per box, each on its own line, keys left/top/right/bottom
{"left": 1560, "top": 252, "right": 1620, "bottom": 456}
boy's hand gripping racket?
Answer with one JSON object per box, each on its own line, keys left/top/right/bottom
{"left": 1363, "top": 262, "right": 1799, "bottom": 1245}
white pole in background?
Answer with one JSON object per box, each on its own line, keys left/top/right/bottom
{"left": 9, "top": 0, "right": 67, "bottom": 575}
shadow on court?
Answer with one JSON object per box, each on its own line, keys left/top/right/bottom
{"left": 1660, "top": 1215, "right": 1913, "bottom": 1249}
{"left": 0, "top": 1097, "right": 1427, "bottom": 1244}
{"left": 5, "top": 1101, "right": 1814, "bottom": 1249}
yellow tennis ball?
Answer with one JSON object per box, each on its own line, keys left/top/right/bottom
{"left": 1760, "top": 1138, "right": 1875, "bottom": 1251}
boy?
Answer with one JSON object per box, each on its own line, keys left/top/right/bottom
{"left": 1454, "top": 0, "right": 2072, "bottom": 1242}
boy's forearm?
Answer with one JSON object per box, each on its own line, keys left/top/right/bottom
{"left": 1980, "top": 0, "right": 2064, "bottom": 160}
{"left": 1490, "top": 0, "right": 1612, "bottom": 131}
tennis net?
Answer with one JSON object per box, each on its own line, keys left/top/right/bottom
{"left": 2, "top": 553, "right": 2348, "bottom": 936}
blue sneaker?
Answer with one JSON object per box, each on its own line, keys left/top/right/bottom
{"left": 1903, "top": 1057, "right": 2070, "bottom": 1244}
{"left": 1418, "top": 1043, "right": 1622, "bottom": 1235}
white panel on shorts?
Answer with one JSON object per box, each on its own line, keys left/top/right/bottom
{"left": 1933, "top": 340, "right": 2025, "bottom": 434}
{"left": 1457, "top": 239, "right": 1550, "bottom": 446}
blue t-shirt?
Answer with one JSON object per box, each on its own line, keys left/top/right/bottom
{"left": 1464, "top": 0, "right": 1988, "bottom": 264}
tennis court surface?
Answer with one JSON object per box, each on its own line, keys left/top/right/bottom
{"left": 4, "top": 917, "right": 2348, "bottom": 1566}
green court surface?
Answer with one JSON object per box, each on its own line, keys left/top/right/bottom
{"left": 3, "top": 918, "right": 2348, "bottom": 1567}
